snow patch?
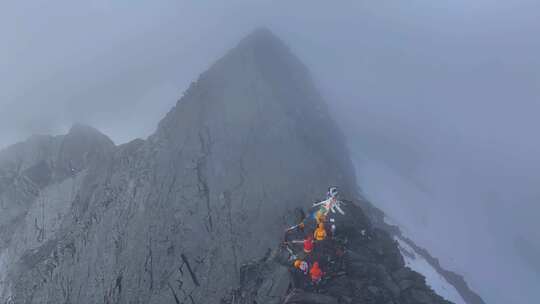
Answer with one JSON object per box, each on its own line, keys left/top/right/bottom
{"left": 395, "top": 237, "right": 466, "bottom": 304}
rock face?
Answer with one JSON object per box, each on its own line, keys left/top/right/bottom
{"left": 0, "top": 28, "right": 460, "bottom": 304}
{"left": 221, "top": 201, "right": 453, "bottom": 304}
{"left": 0, "top": 125, "right": 114, "bottom": 302}
{"left": 0, "top": 29, "right": 358, "bottom": 304}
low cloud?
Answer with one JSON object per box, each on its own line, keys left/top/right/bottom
{"left": 1, "top": 1, "right": 539, "bottom": 303}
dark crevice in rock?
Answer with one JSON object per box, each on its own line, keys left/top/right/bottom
{"left": 196, "top": 128, "right": 213, "bottom": 234}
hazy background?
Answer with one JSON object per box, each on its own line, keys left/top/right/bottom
{"left": 1, "top": 1, "right": 539, "bottom": 303}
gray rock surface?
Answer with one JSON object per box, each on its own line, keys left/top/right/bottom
{"left": 0, "top": 124, "right": 114, "bottom": 302}
{"left": 222, "top": 202, "right": 453, "bottom": 304}
{"left": 1, "top": 29, "right": 357, "bottom": 304}
{"left": 0, "top": 28, "right": 465, "bottom": 304}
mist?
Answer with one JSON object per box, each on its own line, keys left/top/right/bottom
{"left": 1, "top": 1, "right": 539, "bottom": 303}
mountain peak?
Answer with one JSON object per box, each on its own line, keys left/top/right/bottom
{"left": 236, "top": 27, "right": 283, "bottom": 49}
{"left": 67, "top": 123, "right": 114, "bottom": 145}
{"left": 188, "top": 26, "right": 308, "bottom": 92}
{"left": 155, "top": 29, "right": 354, "bottom": 182}
{"left": 230, "top": 27, "right": 304, "bottom": 74}
{"left": 68, "top": 123, "right": 102, "bottom": 136}
{"left": 156, "top": 28, "right": 358, "bottom": 199}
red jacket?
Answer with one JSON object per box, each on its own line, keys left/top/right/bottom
{"left": 303, "top": 237, "right": 314, "bottom": 253}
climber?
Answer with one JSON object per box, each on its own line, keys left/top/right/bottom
{"left": 294, "top": 259, "right": 309, "bottom": 275}
{"left": 286, "top": 207, "right": 307, "bottom": 233}
{"left": 303, "top": 234, "right": 314, "bottom": 254}
{"left": 285, "top": 220, "right": 305, "bottom": 233}
{"left": 327, "top": 186, "right": 339, "bottom": 199}
{"left": 329, "top": 218, "right": 336, "bottom": 236}
{"left": 284, "top": 243, "right": 298, "bottom": 262}
{"left": 314, "top": 222, "right": 327, "bottom": 241}
{"left": 309, "top": 261, "right": 324, "bottom": 285}
{"left": 314, "top": 207, "right": 327, "bottom": 225}
{"left": 312, "top": 186, "right": 345, "bottom": 216}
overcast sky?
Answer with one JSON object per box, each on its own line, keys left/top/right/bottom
{"left": 1, "top": 1, "right": 539, "bottom": 303}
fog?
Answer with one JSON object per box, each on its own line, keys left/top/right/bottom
{"left": 1, "top": 1, "right": 539, "bottom": 303}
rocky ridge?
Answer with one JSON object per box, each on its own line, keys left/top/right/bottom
{"left": 1, "top": 29, "right": 471, "bottom": 304}
{"left": 221, "top": 199, "right": 454, "bottom": 304}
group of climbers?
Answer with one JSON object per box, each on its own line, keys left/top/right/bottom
{"left": 283, "top": 186, "right": 347, "bottom": 291}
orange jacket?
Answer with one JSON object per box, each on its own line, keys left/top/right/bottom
{"left": 310, "top": 262, "right": 323, "bottom": 282}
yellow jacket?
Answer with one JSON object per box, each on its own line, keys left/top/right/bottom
{"left": 314, "top": 226, "right": 327, "bottom": 241}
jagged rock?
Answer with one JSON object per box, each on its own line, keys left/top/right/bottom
{"left": 283, "top": 289, "right": 338, "bottom": 304}
{"left": 392, "top": 268, "right": 412, "bottom": 281}
{"left": 410, "top": 289, "right": 437, "bottom": 304}
{"left": 399, "top": 280, "right": 415, "bottom": 291}
{"left": 255, "top": 265, "right": 290, "bottom": 304}
{"left": 226, "top": 202, "right": 453, "bottom": 304}
{"left": 380, "top": 272, "right": 400, "bottom": 297}
{"left": 367, "top": 285, "right": 380, "bottom": 295}
{"left": 0, "top": 29, "right": 357, "bottom": 304}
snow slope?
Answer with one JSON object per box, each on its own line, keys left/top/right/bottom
{"left": 395, "top": 236, "right": 466, "bottom": 304}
